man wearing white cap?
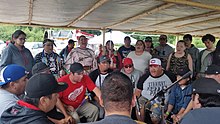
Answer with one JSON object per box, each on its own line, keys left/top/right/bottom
{"left": 0, "top": 64, "right": 28, "bottom": 116}
{"left": 135, "top": 58, "right": 176, "bottom": 122}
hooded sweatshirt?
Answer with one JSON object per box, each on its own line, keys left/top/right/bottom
{"left": 0, "top": 100, "right": 54, "bottom": 124}
{"left": 0, "top": 43, "right": 34, "bottom": 72}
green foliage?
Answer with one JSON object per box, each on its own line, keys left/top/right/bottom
{"left": 0, "top": 25, "right": 45, "bottom": 42}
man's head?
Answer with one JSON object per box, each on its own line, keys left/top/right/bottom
{"left": 205, "top": 64, "right": 220, "bottom": 83}
{"left": 97, "top": 55, "right": 110, "bottom": 73}
{"left": 69, "top": 63, "right": 84, "bottom": 82}
{"left": 68, "top": 39, "right": 76, "bottom": 49}
{"left": 32, "top": 62, "right": 50, "bottom": 75}
{"left": 183, "top": 34, "right": 192, "bottom": 48}
{"left": 144, "top": 36, "right": 153, "bottom": 49}
{"left": 192, "top": 78, "right": 220, "bottom": 108}
{"left": 24, "top": 73, "right": 68, "bottom": 112}
{"left": 101, "top": 72, "right": 134, "bottom": 114}
{"left": 78, "top": 35, "right": 88, "bottom": 48}
{"left": 149, "top": 58, "right": 163, "bottom": 77}
{"left": 159, "top": 35, "right": 167, "bottom": 46}
{"left": 176, "top": 67, "right": 191, "bottom": 85}
{"left": 122, "top": 58, "right": 134, "bottom": 74}
{"left": 0, "top": 64, "right": 28, "bottom": 96}
{"left": 202, "top": 34, "right": 215, "bottom": 50}
{"left": 43, "top": 39, "right": 56, "bottom": 53}
{"left": 124, "top": 36, "right": 131, "bottom": 47}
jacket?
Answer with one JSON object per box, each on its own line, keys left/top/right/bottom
{"left": 0, "top": 43, "right": 34, "bottom": 72}
{"left": 0, "top": 100, "right": 54, "bottom": 124}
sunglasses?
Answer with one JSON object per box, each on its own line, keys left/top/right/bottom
{"left": 124, "top": 64, "right": 133, "bottom": 68}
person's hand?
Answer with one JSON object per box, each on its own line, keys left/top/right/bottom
{"left": 64, "top": 115, "right": 75, "bottom": 124}
{"left": 60, "top": 69, "right": 66, "bottom": 77}
{"left": 66, "top": 105, "right": 75, "bottom": 113}
{"left": 171, "top": 114, "right": 182, "bottom": 124}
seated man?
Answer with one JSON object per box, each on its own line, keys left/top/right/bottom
{"left": 0, "top": 64, "right": 28, "bottom": 117}
{"left": 85, "top": 72, "right": 137, "bottom": 124}
{"left": 58, "top": 62, "right": 101, "bottom": 123}
{"left": 180, "top": 78, "right": 220, "bottom": 124}
{"left": 136, "top": 58, "right": 176, "bottom": 123}
{"left": 0, "top": 73, "right": 70, "bottom": 124}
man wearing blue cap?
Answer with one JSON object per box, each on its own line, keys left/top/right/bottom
{"left": 0, "top": 64, "right": 28, "bottom": 116}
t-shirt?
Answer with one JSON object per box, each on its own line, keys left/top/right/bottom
{"left": 118, "top": 45, "right": 135, "bottom": 59}
{"left": 0, "top": 89, "right": 19, "bottom": 116}
{"left": 137, "top": 71, "right": 176, "bottom": 100}
{"left": 127, "top": 51, "right": 152, "bottom": 73}
{"left": 58, "top": 74, "right": 96, "bottom": 108}
{"left": 85, "top": 114, "right": 137, "bottom": 124}
{"left": 180, "top": 107, "right": 220, "bottom": 124}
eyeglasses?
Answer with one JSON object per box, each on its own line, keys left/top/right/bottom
{"left": 124, "top": 64, "right": 133, "bottom": 68}
{"left": 18, "top": 38, "right": 26, "bottom": 41}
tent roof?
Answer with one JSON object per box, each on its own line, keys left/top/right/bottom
{"left": 1, "top": 0, "right": 220, "bottom": 37}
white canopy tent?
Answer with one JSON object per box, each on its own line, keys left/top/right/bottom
{"left": 88, "top": 31, "right": 137, "bottom": 45}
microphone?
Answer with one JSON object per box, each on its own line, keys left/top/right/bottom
{"left": 135, "top": 96, "right": 141, "bottom": 116}
{"left": 181, "top": 71, "right": 192, "bottom": 79}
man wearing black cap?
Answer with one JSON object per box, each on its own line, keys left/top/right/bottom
{"left": 0, "top": 73, "right": 71, "bottom": 124}
{"left": 34, "top": 39, "right": 63, "bottom": 78}
{"left": 58, "top": 62, "right": 101, "bottom": 122}
{"left": 89, "top": 55, "right": 113, "bottom": 119}
{"left": 60, "top": 39, "right": 76, "bottom": 62}
{"left": 180, "top": 78, "right": 220, "bottom": 124}
{"left": 118, "top": 36, "right": 135, "bottom": 59}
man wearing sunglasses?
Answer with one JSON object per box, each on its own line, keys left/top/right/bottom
{"left": 135, "top": 58, "right": 176, "bottom": 122}
{"left": 121, "top": 57, "right": 143, "bottom": 89}
{"left": 58, "top": 62, "right": 101, "bottom": 123}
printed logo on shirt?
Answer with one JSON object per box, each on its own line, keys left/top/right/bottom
{"left": 68, "top": 85, "right": 84, "bottom": 101}
{"left": 147, "top": 81, "right": 166, "bottom": 96}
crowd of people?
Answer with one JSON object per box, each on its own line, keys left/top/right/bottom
{"left": 0, "top": 29, "right": 220, "bottom": 124}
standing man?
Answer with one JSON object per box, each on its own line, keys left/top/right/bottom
{"left": 34, "top": 39, "right": 63, "bottom": 78}
{"left": 197, "top": 34, "right": 216, "bottom": 77}
{"left": 86, "top": 72, "right": 137, "bottom": 124}
{"left": 65, "top": 35, "right": 97, "bottom": 74}
{"left": 180, "top": 78, "right": 220, "bottom": 124}
{"left": 183, "top": 34, "right": 199, "bottom": 79}
{"left": 59, "top": 39, "right": 76, "bottom": 62}
{"left": 118, "top": 36, "right": 135, "bottom": 59}
{"left": 155, "top": 35, "right": 174, "bottom": 68}
{"left": 0, "top": 73, "right": 69, "bottom": 124}
{"left": 58, "top": 62, "right": 101, "bottom": 123}
{"left": 0, "top": 64, "right": 28, "bottom": 116}
{"left": 135, "top": 58, "right": 176, "bottom": 122}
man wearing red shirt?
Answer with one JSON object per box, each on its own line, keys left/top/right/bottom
{"left": 58, "top": 62, "right": 101, "bottom": 123}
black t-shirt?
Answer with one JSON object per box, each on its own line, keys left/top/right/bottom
{"left": 118, "top": 45, "right": 135, "bottom": 59}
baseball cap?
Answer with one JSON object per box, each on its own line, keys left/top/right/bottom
{"left": 149, "top": 58, "right": 161, "bottom": 66}
{"left": 0, "top": 64, "right": 28, "bottom": 86}
{"left": 192, "top": 77, "right": 220, "bottom": 95}
{"left": 205, "top": 64, "right": 220, "bottom": 75}
{"left": 145, "top": 36, "right": 152, "bottom": 42}
{"left": 32, "top": 62, "right": 50, "bottom": 75}
{"left": 43, "top": 39, "right": 56, "bottom": 47}
{"left": 68, "top": 39, "right": 76, "bottom": 44}
{"left": 98, "top": 55, "right": 110, "bottom": 63}
{"left": 176, "top": 67, "right": 191, "bottom": 78}
{"left": 70, "top": 62, "right": 84, "bottom": 73}
{"left": 25, "top": 73, "right": 68, "bottom": 98}
{"left": 123, "top": 58, "right": 133, "bottom": 66}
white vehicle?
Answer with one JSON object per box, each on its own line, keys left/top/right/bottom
{"left": 25, "top": 42, "right": 43, "bottom": 57}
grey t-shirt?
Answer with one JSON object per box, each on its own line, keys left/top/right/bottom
{"left": 84, "top": 114, "right": 137, "bottom": 124}
{"left": 181, "top": 107, "right": 220, "bottom": 124}
{"left": 0, "top": 89, "right": 19, "bottom": 116}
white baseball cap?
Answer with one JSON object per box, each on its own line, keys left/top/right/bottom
{"left": 149, "top": 58, "right": 161, "bottom": 66}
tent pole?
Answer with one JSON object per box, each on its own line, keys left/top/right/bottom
{"left": 102, "top": 29, "right": 106, "bottom": 45}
